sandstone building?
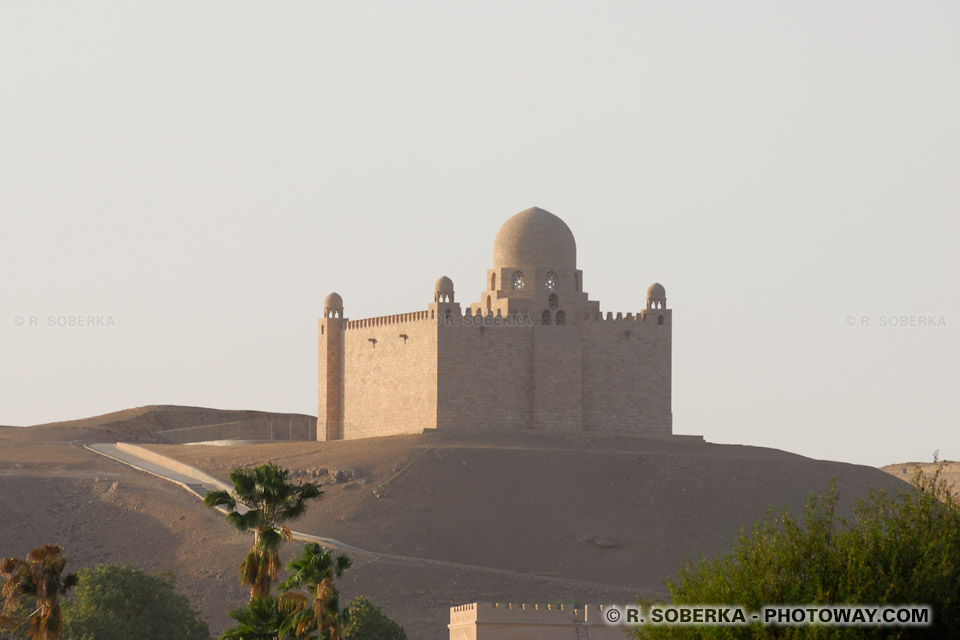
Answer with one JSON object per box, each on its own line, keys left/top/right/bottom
{"left": 448, "top": 602, "right": 624, "bottom": 640}
{"left": 318, "top": 207, "right": 671, "bottom": 440}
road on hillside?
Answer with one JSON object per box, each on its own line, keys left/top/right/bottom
{"left": 84, "top": 442, "right": 648, "bottom": 595}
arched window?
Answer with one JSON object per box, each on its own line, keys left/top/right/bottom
{"left": 486, "top": 295, "right": 492, "bottom": 312}
{"left": 512, "top": 271, "right": 525, "bottom": 290}
{"left": 491, "top": 273, "right": 497, "bottom": 290}
{"left": 574, "top": 273, "right": 580, "bottom": 292}
{"left": 658, "top": 315, "right": 664, "bottom": 325}
{"left": 548, "top": 294, "right": 558, "bottom": 310}
{"left": 541, "top": 310, "right": 551, "bottom": 325}
{"left": 445, "top": 308, "right": 452, "bottom": 321}
{"left": 555, "top": 310, "right": 566, "bottom": 325}
{"left": 545, "top": 271, "right": 558, "bottom": 291}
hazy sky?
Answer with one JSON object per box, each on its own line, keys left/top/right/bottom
{"left": 2, "top": 2, "right": 957, "bottom": 467}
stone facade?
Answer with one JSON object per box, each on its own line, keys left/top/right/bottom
{"left": 318, "top": 207, "right": 672, "bottom": 441}
{"left": 448, "top": 602, "right": 625, "bottom": 640}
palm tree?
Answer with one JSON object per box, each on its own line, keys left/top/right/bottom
{"left": 278, "top": 544, "right": 351, "bottom": 640}
{"left": 221, "top": 596, "right": 298, "bottom": 640}
{"left": 204, "top": 463, "right": 322, "bottom": 600}
{"left": 0, "top": 544, "right": 77, "bottom": 640}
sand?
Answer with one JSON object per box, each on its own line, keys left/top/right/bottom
{"left": 0, "top": 407, "right": 910, "bottom": 639}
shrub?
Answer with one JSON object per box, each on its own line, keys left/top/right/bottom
{"left": 62, "top": 564, "right": 209, "bottom": 640}
{"left": 342, "top": 597, "right": 406, "bottom": 640}
{"left": 633, "top": 465, "right": 960, "bottom": 639}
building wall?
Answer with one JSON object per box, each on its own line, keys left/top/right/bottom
{"left": 319, "top": 307, "right": 672, "bottom": 440}
{"left": 449, "top": 603, "right": 626, "bottom": 640}
{"left": 532, "top": 324, "right": 583, "bottom": 432}
{"left": 581, "top": 310, "right": 672, "bottom": 435}
{"left": 437, "top": 315, "right": 535, "bottom": 432}
{"left": 330, "top": 312, "right": 439, "bottom": 439}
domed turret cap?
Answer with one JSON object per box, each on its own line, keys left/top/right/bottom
{"left": 324, "top": 292, "right": 343, "bottom": 310}
{"left": 434, "top": 276, "right": 454, "bottom": 293}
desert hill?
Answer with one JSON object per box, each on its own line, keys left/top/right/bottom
{"left": 882, "top": 460, "right": 959, "bottom": 495}
{"left": 22, "top": 405, "right": 315, "bottom": 443}
{"left": 1, "top": 407, "right": 910, "bottom": 639}
{"left": 150, "top": 431, "right": 908, "bottom": 592}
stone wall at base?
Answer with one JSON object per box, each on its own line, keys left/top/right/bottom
{"left": 449, "top": 602, "right": 626, "bottom": 640}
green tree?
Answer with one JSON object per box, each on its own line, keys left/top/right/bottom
{"left": 632, "top": 465, "right": 960, "bottom": 639}
{"left": 60, "top": 564, "right": 208, "bottom": 640}
{"left": 0, "top": 544, "right": 77, "bottom": 640}
{"left": 278, "top": 544, "right": 352, "bottom": 640}
{"left": 204, "top": 463, "right": 322, "bottom": 600}
{"left": 221, "top": 596, "right": 298, "bottom": 640}
{"left": 341, "top": 597, "right": 406, "bottom": 640}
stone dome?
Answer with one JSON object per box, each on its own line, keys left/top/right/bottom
{"left": 435, "top": 276, "right": 454, "bottom": 293}
{"left": 647, "top": 283, "right": 666, "bottom": 299}
{"left": 324, "top": 292, "right": 343, "bottom": 310}
{"left": 493, "top": 207, "right": 576, "bottom": 271}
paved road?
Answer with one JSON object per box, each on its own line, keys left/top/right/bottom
{"left": 87, "top": 443, "right": 227, "bottom": 499}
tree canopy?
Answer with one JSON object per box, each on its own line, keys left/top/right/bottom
{"left": 61, "top": 564, "right": 209, "bottom": 640}
{"left": 204, "top": 463, "right": 323, "bottom": 600}
{"left": 341, "top": 597, "right": 406, "bottom": 640}
{"left": 632, "top": 465, "right": 960, "bottom": 639}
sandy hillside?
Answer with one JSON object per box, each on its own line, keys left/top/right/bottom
{"left": 151, "top": 432, "right": 907, "bottom": 592}
{"left": 881, "top": 460, "right": 960, "bottom": 495}
{"left": 24, "top": 405, "right": 314, "bottom": 443}
{"left": 1, "top": 411, "right": 909, "bottom": 639}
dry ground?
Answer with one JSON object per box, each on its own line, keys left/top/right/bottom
{"left": 881, "top": 459, "right": 960, "bottom": 496}
{"left": 0, "top": 408, "right": 911, "bottom": 639}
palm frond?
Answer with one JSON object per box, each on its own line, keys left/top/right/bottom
{"left": 212, "top": 462, "right": 324, "bottom": 602}
{"left": 226, "top": 510, "right": 253, "bottom": 534}
{"left": 0, "top": 557, "right": 24, "bottom": 575}
{"left": 202, "top": 489, "right": 236, "bottom": 510}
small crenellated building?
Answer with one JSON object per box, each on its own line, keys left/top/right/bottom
{"left": 318, "top": 207, "right": 672, "bottom": 441}
{"left": 448, "top": 602, "right": 625, "bottom": 640}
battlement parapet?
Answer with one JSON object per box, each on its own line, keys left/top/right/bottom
{"left": 580, "top": 309, "right": 670, "bottom": 323}
{"left": 449, "top": 602, "right": 617, "bottom": 628}
{"left": 343, "top": 310, "right": 434, "bottom": 331}
{"left": 462, "top": 308, "right": 528, "bottom": 319}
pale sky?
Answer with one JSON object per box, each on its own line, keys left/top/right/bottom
{"left": 2, "top": 2, "right": 957, "bottom": 467}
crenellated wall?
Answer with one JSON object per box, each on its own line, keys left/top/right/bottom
{"left": 319, "top": 304, "right": 671, "bottom": 439}
{"left": 339, "top": 313, "right": 439, "bottom": 439}
{"left": 343, "top": 310, "right": 433, "bottom": 329}
{"left": 581, "top": 309, "right": 673, "bottom": 434}
{"left": 437, "top": 315, "right": 535, "bottom": 432}
{"left": 448, "top": 602, "right": 625, "bottom": 640}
